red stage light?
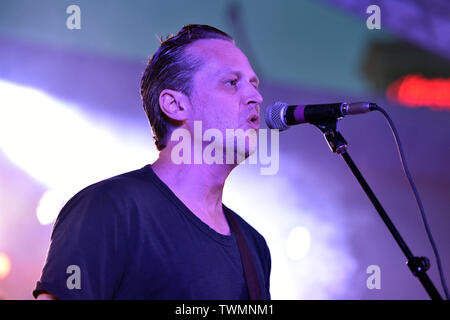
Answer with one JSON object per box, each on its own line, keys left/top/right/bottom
{"left": 386, "top": 74, "right": 450, "bottom": 111}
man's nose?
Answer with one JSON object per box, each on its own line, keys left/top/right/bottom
{"left": 244, "top": 84, "right": 263, "bottom": 107}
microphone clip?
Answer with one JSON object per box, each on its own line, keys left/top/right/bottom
{"left": 312, "top": 118, "right": 348, "bottom": 154}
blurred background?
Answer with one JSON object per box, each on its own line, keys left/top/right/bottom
{"left": 0, "top": 0, "right": 449, "bottom": 299}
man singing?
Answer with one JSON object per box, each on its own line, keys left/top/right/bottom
{"left": 34, "top": 24, "right": 271, "bottom": 300}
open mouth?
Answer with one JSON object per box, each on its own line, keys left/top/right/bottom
{"left": 248, "top": 114, "right": 260, "bottom": 127}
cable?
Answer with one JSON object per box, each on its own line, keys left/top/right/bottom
{"left": 371, "top": 104, "right": 449, "bottom": 300}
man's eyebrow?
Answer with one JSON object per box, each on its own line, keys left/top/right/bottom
{"left": 218, "top": 69, "right": 260, "bottom": 85}
{"left": 250, "top": 75, "right": 260, "bottom": 86}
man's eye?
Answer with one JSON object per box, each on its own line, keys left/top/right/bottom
{"left": 227, "top": 79, "right": 238, "bottom": 86}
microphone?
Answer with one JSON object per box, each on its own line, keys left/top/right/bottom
{"left": 265, "top": 101, "right": 378, "bottom": 130}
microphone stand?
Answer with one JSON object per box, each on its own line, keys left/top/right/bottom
{"left": 312, "top": 118, "right": 442, "bottom": 300}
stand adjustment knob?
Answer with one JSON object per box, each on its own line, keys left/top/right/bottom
{"left": 407, "top": 256, "right": 431, "bottom": 275}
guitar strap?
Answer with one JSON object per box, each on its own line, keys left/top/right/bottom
{"left": 224, "top": 208, "right": 262, "bottom": 300}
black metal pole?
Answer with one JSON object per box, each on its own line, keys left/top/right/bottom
{"left": 339, "top": 150, "right": 442, "bottom": 300}
{"left": 313, "top": 120, "right": 442, "bottom": 300}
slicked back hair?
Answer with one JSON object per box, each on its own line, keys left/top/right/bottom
{"left": 140, "top": 24, "right": 233, "bottom": 151}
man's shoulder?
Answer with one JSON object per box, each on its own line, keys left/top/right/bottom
{"left": 74, "top": 164, "right": 155, "bottom": 198}
{"left": 96, "top": 163, "right": 153, "bottom": 187}
{"left": 57, "top": 164, "right": 161, "bottom": 219}
{"left": 52, "top": 164, "right": 162, "bottom": 229}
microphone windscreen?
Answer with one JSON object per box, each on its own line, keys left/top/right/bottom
{"left": 265, "top": 101, "right": 289, "bottom": 130}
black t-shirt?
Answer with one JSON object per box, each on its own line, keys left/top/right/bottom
{"left": 33, "top": 164, "right": 271, "bottom": 299}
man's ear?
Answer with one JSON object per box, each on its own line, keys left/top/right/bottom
{"left": 159, "top": 89, "right": 189, "bottom": 122}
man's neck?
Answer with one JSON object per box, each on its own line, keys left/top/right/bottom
{"left": 151, "top": 149, "right": 236, "bottom": 234}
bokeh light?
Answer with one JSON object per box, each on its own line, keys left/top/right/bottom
{"left": 286, "top": 226, "right": 311, "bottom": 261}
{"left": 36, "top": 190, "right": 66, "bottom": 225}
{"left": 0, "top": 252, "right": 12, "bottom": 279}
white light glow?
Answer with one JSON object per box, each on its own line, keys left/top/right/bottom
{"left": 0, "top": 252, "right": 12, "bottom": 279}
{"left": 36, "top": 190, "right": 66, "bottom": 225}
{"left": 286, "top": 226, "right": 311, "bottom": 261}
{"left": 0, "top": 80, "right": 158, "bottom": 224}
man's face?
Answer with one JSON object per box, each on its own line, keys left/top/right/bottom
{"left": 186, "top": 39, "right": 263, "bottom": 162}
